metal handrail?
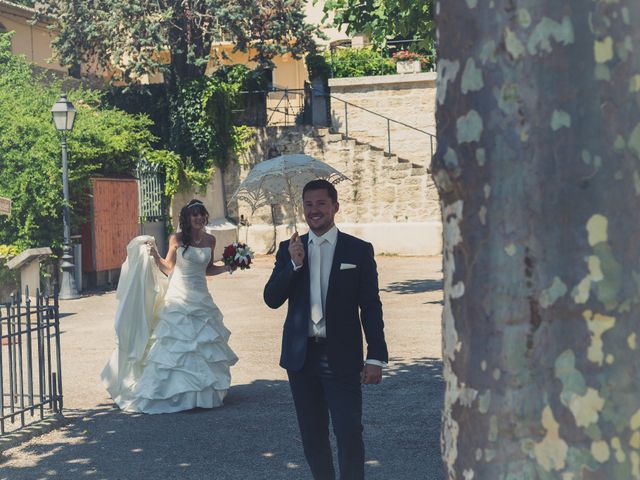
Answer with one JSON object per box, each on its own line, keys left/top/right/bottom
{"left": 266, "top": 89, "right": 303, "bottom": 126}
{"left": 235, "top": 86, "right": 437, "bottom": 161}
{"left": 236, "top": 88, "right": 306, "bottom": 127}
{"left": 332, "top": 95, "right": 435, "bottom": 138}
{"left": 312, "top": 87, "right": 436, "bottom": 160}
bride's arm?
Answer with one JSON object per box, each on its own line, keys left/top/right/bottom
{"left": 205, "top": 236, "right": 233, "bottom": 276}
{"left": 150, "top": 234, "right": 179, "bottom": 276}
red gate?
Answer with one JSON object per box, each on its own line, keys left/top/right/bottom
{"left": 81, "top": 177, "right": 139, "bottom": 273}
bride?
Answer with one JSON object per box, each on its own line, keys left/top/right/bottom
{"left": 101, "top": 199, "right": 238, "bottom": 414}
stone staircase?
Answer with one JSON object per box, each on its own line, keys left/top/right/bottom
{"left": 338, "top": 128, "right": 436, "bottom": 168}
{"left": 269, "top": 126, "right": 440, "bottom": 225}
{"left": 225, "top": 124, "right": 442, "bottom": 255}
{"left": 311, "top": 128, "right": 426, "bottom": 176}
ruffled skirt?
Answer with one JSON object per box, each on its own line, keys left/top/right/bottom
{"left": 103, "top": 274, "right": 238, "bottom": 414}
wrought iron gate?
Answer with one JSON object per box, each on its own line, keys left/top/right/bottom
{"left": 137, "top": 161, "right": 168, "bottom": 256}
{"left": 1, "top": 288, "right": 63, "bottom": 435}
{"left": 137, "top": 161, "right": 164, "bottom": 222}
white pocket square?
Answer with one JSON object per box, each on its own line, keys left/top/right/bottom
{"left": 340, "top": 263, "right": 357, "bottom": 270}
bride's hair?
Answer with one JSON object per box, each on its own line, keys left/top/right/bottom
{"left": 179, "top": 199, "right": 209, "bottom": 252}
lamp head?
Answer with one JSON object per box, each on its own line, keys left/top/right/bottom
{"left": 51, "top": 94, "right": 77, "bottom": 132}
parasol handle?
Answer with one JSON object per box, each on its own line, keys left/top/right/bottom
{"left": 286, "top": 177, "right": 298, "bottom": 233}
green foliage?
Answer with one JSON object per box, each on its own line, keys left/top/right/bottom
{"left": 144, "top": 150, "right": 211, "bottom": 198}
{"left": 133, "top": 66, "right": 258, "bottom": 196}
{"left": 35, "top": 1, "right": 324, "bottom": 205}
{"left": 324, "top": 47, "right": 395, "bottom": 78}
{"left": 0, "top": 32, "right": 164, "bottom": 251}
{"left": 104, "top": 84, "right": 171, "bottom": 148}
{"left": 323, "top": 0, "right": 435, "bottom": 51}
{"left": 305, "top": 53, "right": 332, "bottom": 81}
{"left": 0, "top": 245, "right": 19, "bottom": 259}
{"left": 231, "top": 125, "right": 255, "bottom": 162}
{"left": 197, "top": 66, "right": 259, "bottom": 170}
{"left": 0, "top": 244, "right": 19, "bottom": 302}
{"left": 39, "top": 0, "right": 321, "bottom": 85}
{"left": 44, "top": 0, "right": 299, "bottom": 197}
{"left": 9, "top": 0, "right": 35, "bottom": 7}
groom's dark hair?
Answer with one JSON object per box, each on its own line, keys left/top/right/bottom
{"left": 303, "top": 179, "right": 338, "bottom": 203}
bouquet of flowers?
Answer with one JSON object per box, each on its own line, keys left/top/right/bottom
{"left": 222, "top": 242, "right": 254, "bottom": 271}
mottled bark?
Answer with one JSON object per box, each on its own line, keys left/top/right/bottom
{"left": 432, "top": 1, "right": 640, "bottom": 478}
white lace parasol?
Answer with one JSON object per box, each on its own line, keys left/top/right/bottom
{"left": 228, "top": 154, "right": 350, "bottom": 215}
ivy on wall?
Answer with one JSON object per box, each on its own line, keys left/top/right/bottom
{"left": 109, "top": 65, "right": 264, "bottom": 197}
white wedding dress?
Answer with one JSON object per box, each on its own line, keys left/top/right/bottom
{"left": 101, "top": 236, "right": 238, "bottom": 414}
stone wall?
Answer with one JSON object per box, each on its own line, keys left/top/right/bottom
{"left": 328, "top": 72, "right": 437, "bottom": 165}
{"left": 224, "top": 126, "right": 442, "bottom": 255}
{"left": 179, "top": 72, "right": 443, "bottom": 257}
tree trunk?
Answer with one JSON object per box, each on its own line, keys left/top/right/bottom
{"left": 167, "top": 2, "right": 209, "bottom": 89}
{"left": 433, "top": 1, "right": 640, "bottom": 478}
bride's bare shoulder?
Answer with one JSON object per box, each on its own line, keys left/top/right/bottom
{"left": 169, "top": 233, "right": 182, "bottom": 247}
{"left": 204, "top": 232, "right": 216, "bottom": 246}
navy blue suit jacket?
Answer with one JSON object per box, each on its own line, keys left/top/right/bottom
{"left": 264, "top": 231, "right": 388, "bottom": 374}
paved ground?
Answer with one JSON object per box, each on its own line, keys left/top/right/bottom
{"left": 0, "top": 254, "right": 444, "bottom": 480}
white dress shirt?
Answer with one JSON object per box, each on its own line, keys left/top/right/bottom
{"left": 292, "top": 226, "right": 385, "bottom": 368}
{"left": 306, "top": 226, "right": 338, "bottom": 338}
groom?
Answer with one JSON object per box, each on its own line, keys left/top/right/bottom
{"left": 264, "top": 179, "right": 388, "bottom": 480}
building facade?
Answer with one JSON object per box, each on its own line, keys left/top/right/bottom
{"left": 0, "top": 0, "right": 66, "bottom": 73}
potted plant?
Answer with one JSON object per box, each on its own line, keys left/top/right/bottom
{"left": 392, "top": 50, "right": 429, "bottom": 74}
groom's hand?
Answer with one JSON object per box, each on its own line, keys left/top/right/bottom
{"left": 288, "top": 232, "right": 305, "bottom": 267}
{"left": 361, "top": 364, "right": 382, "bottom": 385}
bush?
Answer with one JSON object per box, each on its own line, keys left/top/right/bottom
{"left": 324, "top": 47, "right": 395, "bottom": 78}
{"left": 0, "top": 32, "right": 170, "bottom": 252}
{"left": 0, "top": 245, "right": 19, "bottom": 303}
{"left": 305, "top": 53, "right": 332, "bottom": 81}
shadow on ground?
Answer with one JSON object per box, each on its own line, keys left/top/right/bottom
{"left": 382, "top": 279, "right": 443, "bottom": 295}
{"left": 0, "top": 359, "right": 444, "bottom": 480}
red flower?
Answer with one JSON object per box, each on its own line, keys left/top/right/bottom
{"left": 222, "top": 242, "right": 254, "bottom": 270}
{"left": 392, "top": 50, "right": 428, "bottom": 63}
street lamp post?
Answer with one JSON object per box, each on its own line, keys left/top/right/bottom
{"left": 51, "top": 94, "right": 79, "bottom": 299}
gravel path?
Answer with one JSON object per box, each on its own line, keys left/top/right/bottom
{"left": 0, "top": 255, "right": 444, "bottom": 480}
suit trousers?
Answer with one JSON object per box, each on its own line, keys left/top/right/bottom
{"left": 287, "top": 341, "right": 364, "bottom": 480}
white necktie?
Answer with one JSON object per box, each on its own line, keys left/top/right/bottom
{"left": 310, "top": 239, "right": 323, "bottom": 324}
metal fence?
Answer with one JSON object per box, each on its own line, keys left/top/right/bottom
{"left": 137, "top": 161, "right": 164, "bottom": 222}
{"left": 235, "top": 88, "right": 309, "bottom": 127}
{"left": 137, "top": 160, "right": 168, "bottom": 256}
{"left": 234, "top": 85, "right": 436, "bottom": 161}
{"left": 1, "top": 288, "right": 63, "bottom": 435}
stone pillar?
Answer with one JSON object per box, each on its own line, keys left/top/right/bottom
{"left": 311, "top": 77, "right": 329, "bottom": 127}
{"left": 7, "top": 247, "right": 53, "bottom": 299}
